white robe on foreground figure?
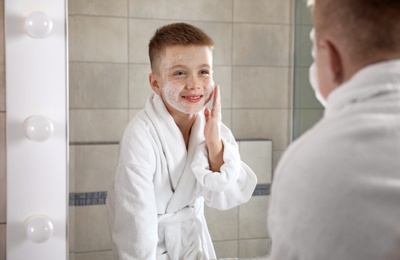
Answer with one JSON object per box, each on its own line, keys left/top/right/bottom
{"left": 268, "top": 60, "right": 400, "bottom": 260}
{"left": 107, "top": 93, "right": 257, "bottom": 260}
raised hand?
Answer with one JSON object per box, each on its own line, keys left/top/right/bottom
{"left": 204, "top": 85, "right": 224, "bottom": 172}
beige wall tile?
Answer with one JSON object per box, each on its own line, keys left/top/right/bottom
{"left": 232, "top": 67, "right": 290, "bottom": 109}
{"left": 128, "top": 0, "right": 232, "bottom": 22}
{"left": 234, "top": 0, "right": 291, "bottom": 24}
{"left": 232, "top": 109, "right": 290, "bottom": 150}
{"left": 239, "top": 238, "right": 271, "bottom": 258}
{"left": 69, "top": 16, "right": 128, "bottom": 63}
{"left": 213, "top": 66, "right": 232, "bottom": 109}
{"left": 128, "top": 19, "right": 168, "bottom": 64}
{"left": 204, "top": 205, "right": 238, "bottom": 241}
{"left": 72, "top": 145, "right": 119, "bottom": 192}
{"left": 221, "top": 109, "right": 232, "bottom": 130}
{"left": 0, "top": 224, "right": 5, "bottom": 260}
{"left": 75, "top": 205, "right": 112, "bottom": 252}
{"left": 239, "top": 196, "right": 269, "bottom": 239}
{"left": 233, "top": 23, "right": 291, "bottom": 67}
{"left": 190, "top": 22, "right": 232, "bottom": 66}
{"left": 128, "top": 64, "right": 154, "bottom": 109}
{"left": 69, "top": 0, "right": 128, "bottom": 17}
{"left": 70, "top": 62, "right": 128, "bottom": 109}
{"left": 69, "top": 109, "right": 128, "bottom": 143}
{"left": 75, "top": 251, "right": 113, "bottom": 260}
{"left": 239, "top": 140, "right": 272, "bottom": 184}
{"left": 0, "top": 113, "right": 5, "bottom": 223}
{"left": 213, "top": 240, "right": 239, "bottom": 258}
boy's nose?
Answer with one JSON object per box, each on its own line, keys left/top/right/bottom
{"left": 186, "top": 76, "right": 201, "bottom": 89}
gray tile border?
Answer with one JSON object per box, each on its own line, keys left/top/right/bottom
{"left": 69, "top": 184, "right": 270, "bottom": 206}
{"left": 69, "top": 192, "right": 108, "bottom": 206}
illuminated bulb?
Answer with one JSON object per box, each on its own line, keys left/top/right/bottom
{"left": 24, "top": 116, "right": 54, "bottom": 142}
{"left": 25, "top": 215, "right": 54, "bottom": 243}
{"left": 24, "top": 11, "right": 53, "bottom": 38}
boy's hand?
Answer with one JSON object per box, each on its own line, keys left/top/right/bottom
{"left": 204, "top": 85, "right": 224, "bottom": 172}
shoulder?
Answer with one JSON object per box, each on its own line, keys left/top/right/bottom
{"left": 274, "top": 115, "right": 353, "bottom": 183}
{"left": 122, "top": 110, "right": 152, "bottom": 141}
{"left": 118, "top": 110, "right": 159, "bottom": 163}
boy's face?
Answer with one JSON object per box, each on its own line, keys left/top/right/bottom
{"left": 150, "top": 45, "right": 214, "bottom": 116}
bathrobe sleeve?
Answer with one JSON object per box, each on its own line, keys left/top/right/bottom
{"left": 106, "top": 118, "right": 159, "bottom": 260}
{"left": 191, "top": 124, "right": 257, "bottom": 210}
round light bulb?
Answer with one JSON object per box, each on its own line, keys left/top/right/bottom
{"left": 25, "top": 215, "right": 54, "bottom": 243}
{"left": 24, "top": 116, "right": 54, "bottom": 142}
{"left": 24, "top": 11, "right": 53, "bottom": 38}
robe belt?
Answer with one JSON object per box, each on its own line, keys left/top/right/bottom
{"left": 158, "top": 201, "right": 209, "bottom": 259}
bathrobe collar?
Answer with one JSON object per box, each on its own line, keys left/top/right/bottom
{"left": 145, "top": 93, "right": 205, "bottom": 213}
{"left": 326, "top": 59, "right": 400, "bottom": 115}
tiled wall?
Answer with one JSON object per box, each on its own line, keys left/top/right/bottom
{"left": 68, "top": 0, "right": 292, "bottom": 259}
{"left": 207, "top": 140, "right": 273, "bottom": 258}
{"left": 0, "top": 0, "right": 6, "bottom": 258}
{"left": 292, "top": 0, "right": 324, "bottom": 140}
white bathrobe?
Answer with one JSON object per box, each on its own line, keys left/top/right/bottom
{"left": 107, "top": 93, "right": 257, "bottom": 260}
{"left": 268, "top": 60, "right": 400, "bottom": 260}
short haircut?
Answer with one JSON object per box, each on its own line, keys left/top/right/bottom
{"left": 148, "top": 23, "right": 214, "bottom": 73}
{"left": 313, "top": 0, "right": 400, "bottom": 62}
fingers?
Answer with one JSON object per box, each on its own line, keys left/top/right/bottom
{"left": 204, "top": 107, "right": 211, "bottom": 122}
{"left": 212, "top": 85, "right": 221, "bottom": 117}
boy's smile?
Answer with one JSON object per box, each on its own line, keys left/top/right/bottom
{"left": 150, "top": 45, "right": 214, "bottom": 117}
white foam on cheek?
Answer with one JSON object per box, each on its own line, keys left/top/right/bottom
{"left": 163, "top": 83, "right": 179, "bottom": 104}
{"left": 162, "top": 82, "right": 189, "bottom": 113}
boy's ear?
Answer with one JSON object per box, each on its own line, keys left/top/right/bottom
{"left": 149, "top": 73, "right": 161, "bottom": 95}
{"left": 319, "top": 39, "right": 344, "bottom": 86}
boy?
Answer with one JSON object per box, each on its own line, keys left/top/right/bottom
{"left": 106, "top": 23, "right": 257, "bottom": 260}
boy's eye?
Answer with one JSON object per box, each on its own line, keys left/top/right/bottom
{"left": 173, "top": 71, "right": 186, "bottom": 76}
{"left": 200, "top": 70, "right": 210, "bottom": 75}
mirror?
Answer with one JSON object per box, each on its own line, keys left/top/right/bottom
{"left": 67, "top": 0, "right": 318, "bottom": 259}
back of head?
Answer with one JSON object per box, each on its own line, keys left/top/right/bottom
{"left": 311, "top": 0, "right": 400, "bottom": 65}
{"left": 148, "top": 23, "right": 214, "bottom": 73}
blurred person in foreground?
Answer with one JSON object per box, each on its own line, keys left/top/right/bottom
{"left": 267, "top": 0, "right": 400, "bottom": 259}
